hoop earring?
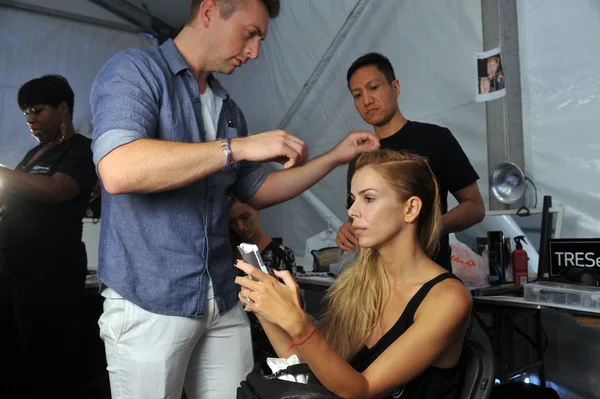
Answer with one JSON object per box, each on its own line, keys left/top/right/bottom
{"left": 59, "top": 116, "right": 67, "bottom": 143}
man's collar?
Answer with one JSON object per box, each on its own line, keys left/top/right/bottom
{"left": 162, "top": 39, "right": 188, "bottom": 76}
{"left": 161, "top": 39, "right": 229, "bottom": 100}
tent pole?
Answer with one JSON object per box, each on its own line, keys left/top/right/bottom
{"left": 272, "top": 0, "right": 371, "bottom": 233}
{"left": 277, "top": 0, "right": 371, "bottom": 130}
{"left": 482, "top": 0, "right": 526, "bottom": 211}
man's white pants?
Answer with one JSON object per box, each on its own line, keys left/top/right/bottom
{"left": 98, "top": 284, "right": 253, "bottom": 399}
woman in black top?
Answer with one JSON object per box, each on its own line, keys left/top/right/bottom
{"left": 229, "top": 196, "right": 296, "bottom": 372}
{"left": 235, "top": 150, "right": 472, "bottom": 399}
{"left": 0, "top": 75, "right": 97, "bottom": 398}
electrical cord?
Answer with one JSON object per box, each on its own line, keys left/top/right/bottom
{"left": 507, "top": 317, "right": 548, "bottom": 355}
{"left": 141, "top": 2, "right": 152, "bottom": 16}
{"left": 472, "top": 312, "right": 495, "bottom": 351}
{"left": 525, "top": 176, "right": 538, "bottom": 209}
{"left": 473, "top": 309, "right": 549, "bottom": 376}
{"left": 515, "top": 177, "right": 538, "bottom": 218}
{"left": 515, "top": 177, "right": 539, "bottom": 218}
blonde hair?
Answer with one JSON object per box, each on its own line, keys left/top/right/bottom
{"left": 320, "top": 150, "right": 442, "bottom": 360}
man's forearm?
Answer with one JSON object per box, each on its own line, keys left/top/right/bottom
{"left": 98, "top": 139, "right": 227, "bottom": 194}
{"left": 441, "top": 200, "right": 485, "bottom": 234}
{"left": 248, "top": 151, "right": 338, "bottom": 209}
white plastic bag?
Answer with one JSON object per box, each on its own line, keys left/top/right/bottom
{"left": 449, "top": 234, "right": 489, "bottom": 288}
{"left": 266, "top": 354, "right": 309, "bottom": 384}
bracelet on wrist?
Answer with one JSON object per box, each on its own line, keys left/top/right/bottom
{"left": 217, "top": 138, "right": 232, "bottom": 169}
{"left": 288, "top": 325, "right": 317, "bottom": 352}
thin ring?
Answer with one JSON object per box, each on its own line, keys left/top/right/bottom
{"left": 246, "top": 292, "right": 252, "bottom": 303}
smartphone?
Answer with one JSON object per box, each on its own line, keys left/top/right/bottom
{"left": 237, "top": 243, "right": 269, "bottom": 275}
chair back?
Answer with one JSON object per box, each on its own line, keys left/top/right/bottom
{"left": 459, "top": 338, "right": 495, "bottom": 399}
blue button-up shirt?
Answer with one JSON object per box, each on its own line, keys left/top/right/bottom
{"left": 90, "top": 39, "right": 267, "bottom": 317}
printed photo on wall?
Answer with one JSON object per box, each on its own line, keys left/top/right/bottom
{"left": 474, "top": 47, "right": 506, "bottom": 102}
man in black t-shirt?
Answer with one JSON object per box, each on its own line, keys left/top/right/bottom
{"left": 336, "top": 53, "right": 485, "bottom": 270}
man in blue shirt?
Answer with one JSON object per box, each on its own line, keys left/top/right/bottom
{"left": 91, "top": 0, "right": 379, "bottom": 398}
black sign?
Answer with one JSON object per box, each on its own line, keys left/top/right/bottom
{"left": 548, "top": 239, "right": 600, "bottom": 276}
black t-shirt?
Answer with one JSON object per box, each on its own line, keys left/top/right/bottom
{"left": 347, "top": 121, "right": 479, "bottom": 270}
{"left": 0, "top": 134, "right": 97, "bottom": 273}
{"left": 261, "top": 239, "right": 297, "bottom": 276}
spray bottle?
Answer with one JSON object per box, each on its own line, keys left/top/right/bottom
{"left": 512, "top": 236, "right": 529, "bottom": 286}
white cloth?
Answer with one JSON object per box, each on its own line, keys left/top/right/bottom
{"left": 266, "top": 354, "right": 310, "bottom": 384}
{"left": 200, "top": 84, "right": 221, "bottom": 142}
{"left": 98, "top": 282, "right": 253, "bottom": 399}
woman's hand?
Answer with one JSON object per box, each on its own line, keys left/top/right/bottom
{"left": 235, "top": 260, "right": 307, "bottom": 338}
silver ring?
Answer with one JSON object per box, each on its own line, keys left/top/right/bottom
{"left": 246, "top": 293, "right": 252, "bottom": 303}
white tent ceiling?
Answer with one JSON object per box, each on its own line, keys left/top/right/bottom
{"left": 123, "top": 0, "right": 189, "bottom": 28}
{"left": 2, "top": 0, "right": 141, "bottom": 28}
{"left": 3, "top": 0, "right": 600, "bottom": 255}
{"left": 0, "top": 2, "right": 155, "bottom": 168}
{"left": 2, "top": 0, "right": 599, "bottom": 254}
{"left": 213, "top": 0, "right": 600, "bottom": 258}
{"left": 218, "top": 0, "right": 488, "bottom": 254}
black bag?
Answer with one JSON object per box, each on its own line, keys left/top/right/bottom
{"left": 236, "top": 363, "right": 342, "bottom": 399}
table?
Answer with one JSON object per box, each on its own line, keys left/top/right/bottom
{"left": 472, "top": 295, "right": 600, "bottom": 387}
{"left": 473, "top": 295, "right": 600, "bottom": 327}
{"left": 296, "top": 275, "right": 335, "bottom": 292}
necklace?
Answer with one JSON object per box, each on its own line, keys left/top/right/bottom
{"left": 24, "top": 133, "right": 71, "bottom": 168}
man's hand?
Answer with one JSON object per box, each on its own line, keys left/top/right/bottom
{"left": 231, "top": 130, "right": 308, "bottom": 169}
{"left": 330, "top": 131, "right": 380, "bottom": 166}
{"left": 336, "top": 221, "right": 358, "bottom": 252}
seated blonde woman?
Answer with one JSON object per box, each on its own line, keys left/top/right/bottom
{"left": 235, "top": 150, "right": 472, "bottom": 399}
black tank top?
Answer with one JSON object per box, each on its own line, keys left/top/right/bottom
{"left": 349, "top": 273, "right": 464, "bottom": 399}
